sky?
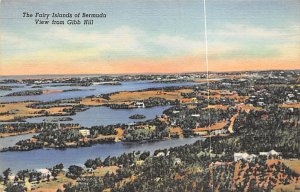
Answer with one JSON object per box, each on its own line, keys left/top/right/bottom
{"left": 0, "top": 0, "right": 299, "bottom": 75}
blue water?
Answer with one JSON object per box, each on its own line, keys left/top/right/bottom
{"left": 0, "top": 137, "right": 204, "bottom": 173}
{"left": 26, "top": 106, "right": 170, "bottom": 127}
{"left": 0, "top": 81, "right": 198, "bottom": 102}
{"left": 0, "top": 80, "right": 202, "bottom": 173}
{"left": 0, "top": 133, "right": 36, "bottom": 148}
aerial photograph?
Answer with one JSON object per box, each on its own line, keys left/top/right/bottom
{"left": 0, "top": 0, "right": 299, "bottom": 191}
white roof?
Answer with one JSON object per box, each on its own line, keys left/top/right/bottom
{"left": 269, "top": 150, "right": 280, "bottom": 155}
{"left": 259, "top": 152, "right": 268, "bottom": 155}
{"left": 234, "top": 153, "right": 249, "bottom": 158}
{"left": 259, "top": 150, "right": 281, "bottom": 155}
{"left": 36, "top": 168, "right": 51, "bottom": 174}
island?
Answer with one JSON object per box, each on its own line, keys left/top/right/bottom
{"left": 129, "top": 114, "right": 146, "bottom": 119}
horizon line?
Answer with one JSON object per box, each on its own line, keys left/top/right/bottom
{"left": 1, "top": 69, "right": 299, "bottom": 78}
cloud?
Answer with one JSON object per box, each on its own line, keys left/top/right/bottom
{"left": 1, "top": 25, "right": 241, "bottom": 61}
{"left": 274, "top": 43, "right": 300, "bottom": 60}
{"left": 1, "top": 32, "right": 36, "bottom": 50}
{"left": 46, "top": 27, "right": 209, "bottom": 58}
{"left": 0, "top": 25, "right": 149, "bottom": 63}
{"left": 207, "top": 23, "right": 300, "bottom": 60}
{"left": 1, "top": 23, "right": 299, "bottom": 71}
{"left": 211, "top": 23, "right": 300, "bottom": 43}
{"left": 45, "top": 26, "right": 146, "bottom": 54}
{"left": 152, "top": 34, "right": 201, "bottom": 54}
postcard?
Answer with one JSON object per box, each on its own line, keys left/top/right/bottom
{"left": 0, "top": 0, "right": 299, "bottom": 191}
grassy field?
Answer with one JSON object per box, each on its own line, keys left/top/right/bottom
{"left": 193, "top": 120, "right": 229, "bottom": 132}
{"left": 80, "top": 89, "right": 193, "bottom": 106}
{"left": 31, "top": 174, "right": 75, "bottom": 192}
{"left": 0, "top": 102, "right": 71, "bottom": 121}
{"left": 84, "top": 166, "right": 119, "bottom": 177}
{"left": 169, "top": 127, "right": 183, "bottom": 137}
{"left": 109, "top": 89, "right": 193, "bottom": 101}
{"left": 270, "top": 160, "right": 300, "bottom": 192}
{"left": 282, "top": 159, "right": 300, "bottom": 174}
{"left": 279, "top": 103, "right": 300, "bottom": 108}
{"left": 205, "top": 105, "right": 229, "bottom": 110}
{"left": 237, "top": 104, "right": 263, "bottom": 111}
{"left": 200, "top": 89, "right": 249, "bottom": 102}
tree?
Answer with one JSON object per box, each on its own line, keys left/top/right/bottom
{"left": 52, "top": 163, "right": 64, "bottom": 179}
{"left": 3, "top": 168, "right": 11, "bottom": 184}
{"left": 53, "top": 163, "right": 64, "bottom": 170}
{"left": 5, "top": 182, "right": 26, "bottom": 192}
{"left": 66, "top": 165, "right": 84, "bottom": 179}
{"left": 84, "top": 159, "right": 94, "bottom": 168}
{"left": 140, "top": 151, "right": 150, "bottom": 160}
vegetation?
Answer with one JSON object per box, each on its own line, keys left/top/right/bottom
{"left": 129, "top": 114, "right": 146, "bottom": 119}
{"left": 6, "top": 90, "right": 43, "bottom": 96}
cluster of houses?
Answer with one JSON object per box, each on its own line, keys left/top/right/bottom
{"left": 234, "top": 150, "right": 282, "bottom": 162}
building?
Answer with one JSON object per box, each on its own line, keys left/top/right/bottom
{"left": 36, "top": 168, "right": 52, "bottom": 179}
{"left": 79, "top": 129, "right": 90, "bottom": 137}
{"left": 234, "top": 150, "right": 282, "bottom": 162}
{"left": 234, "top": 153, "right": 257, "bottom": 162}
{"left": 198, "top": 91, "right": 209, "bottom": 96}
{"left": 193, "top": 130, "right": 208, "bottom": 136}
{"left": 134, "top": 101, "right": 145, "bottom": 108}
{"left": 257, "top": 101, "right": 265, "bottom": 106}
{"left": 259, "top": 150, "right": 282, "bottom": 159}
{"left": 211, "top": 129, "right": 227, "bottom": 135}
{"left": 191, "top": 97, "right": 198, "bottom": 103}
{"left": 234, "top": 153, "right": 249, "bottom": 161}
{"left": 155, "top": 152, "right": 165, "bottom": 157}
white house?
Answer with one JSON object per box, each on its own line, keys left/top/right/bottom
{"left": 259, "top": 150, "right": 282, "bottom": 159}
{"left": 234, "top": 153, "right": 249, "bottom": 161}
{"left": 212, "top": 129, "right": 227, "bottom": 135}
{"left": 257, "top": 102, "right": 265, "bottom": 106}
{"left": 36, "top": 168, "right": 52, "bottom": 179}
{"left": 79, "top": 129, "right": 90, "bottom": 137}
{"left": 155, "top": 152, "right": 165, "bottom": 157}
{"left": 134, "top": 101, "right": 145, "bottom": 108}
{"left": 234, "top": 153, "right": 257, "bottom": 162}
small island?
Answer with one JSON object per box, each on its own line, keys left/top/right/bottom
{"left": 129, "top": 114, "right": 146, "bottom": 119}
{"left": 45, "top": 117, "right": 73, "bottom": 122}
{"left": 103, "top": 82, "right": 121, "bottom": 85}
{"left": 5, "top": 90, "right": 43, "bottom": 96}
{"left": 0, "top": 86, "right": 13, "bottom": 91}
